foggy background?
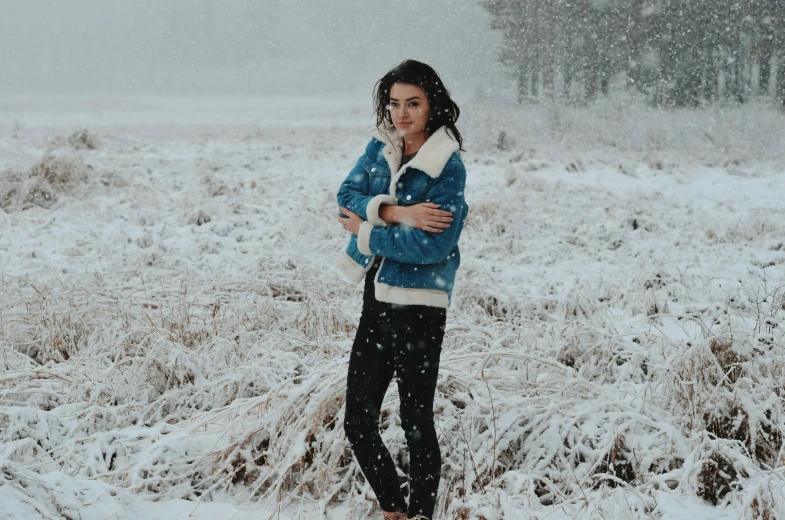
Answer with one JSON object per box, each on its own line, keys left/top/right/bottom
{"left": 0, "top": 0, "right": 513, "bottom": 99}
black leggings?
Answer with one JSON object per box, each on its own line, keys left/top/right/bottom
{"left": 344, "top": 259, "right": 447, "bottom": 519}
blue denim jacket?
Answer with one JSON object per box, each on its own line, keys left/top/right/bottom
{"left": 334, "top": 126, "right": 468, "bottom": 308}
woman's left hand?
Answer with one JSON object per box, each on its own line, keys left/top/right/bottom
{"left": 337, "top": 207, "right": 363, "bottom": 235}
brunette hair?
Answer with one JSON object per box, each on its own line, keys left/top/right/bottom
{"left": 373, "top": 59, "right": 464, "bottom": 151}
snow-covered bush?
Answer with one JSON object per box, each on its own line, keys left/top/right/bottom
{"left": 0, "top": 152, "right": 89, "bottom": 211}
{"left": 68, "top": 128, "right": 100, "bottom": 150}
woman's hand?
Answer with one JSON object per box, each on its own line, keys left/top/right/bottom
{"left": 337, "top": 207, "right": 364, "bottom": 235}
{"left": 395, "top": 202, "right": 453, "bottom": 233}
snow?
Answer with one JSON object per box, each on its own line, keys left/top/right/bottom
{"left": 1, "top": 93, "right": 784, "bottom": 519}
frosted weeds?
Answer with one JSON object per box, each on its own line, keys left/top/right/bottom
{"left": 1, "top": 99, "right": 784, "bottom": 518}
{"left": 1, "top": 151, "right": 90, "bottom": 211}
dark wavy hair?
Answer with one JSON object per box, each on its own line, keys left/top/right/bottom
{"left": 373, "top": 59, "right": 464, "bottom": 152}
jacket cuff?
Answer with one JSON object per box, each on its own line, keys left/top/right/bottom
{"left": 334, "top": 252, "right": 367, "bottom": 284}
{"left": 357, "top": 221, "right": 374, "bottom": 256}
{"left": 366, "top": 194, "right": 398, "bottom": 227}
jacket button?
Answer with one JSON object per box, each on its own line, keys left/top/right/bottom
{"left": 406, "top": 195, "right": 412, "bottom": 200}
{"left": 371, "top": 167, "right": 376, "bottom": 172}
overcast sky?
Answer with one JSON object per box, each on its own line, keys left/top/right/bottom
{"left": 0, "top": 0, "right": 514, "bottom": 99}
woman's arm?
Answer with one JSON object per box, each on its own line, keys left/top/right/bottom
{"left": 357, "top": 161, "right": 467, "bottom": 264}
{"left": 336, "top": 140, "right": 395, "bottom": 224}
{"left": 379, "top": 203, "right": 454, "bottom": 232}
{"left": 336, "top": 153, "right": 374, "bottom": 222}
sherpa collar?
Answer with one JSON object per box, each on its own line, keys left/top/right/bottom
{"left": 371, "top": 126, "right": 460, "bottom": 179}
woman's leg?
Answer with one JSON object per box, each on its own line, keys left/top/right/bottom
{"left": 392, "top": 304, "right": 447, "bottom": 520}
{"left": 344, "top": 274, "right": 408, "bottom": 514}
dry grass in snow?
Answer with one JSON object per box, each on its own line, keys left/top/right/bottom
{"left": 0, "top": 94, "right": 784, "bottom": 519}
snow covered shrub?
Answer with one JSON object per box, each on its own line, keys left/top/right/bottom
{"left": 560, "top": 288, "right": 599, "bottom": 319}
{"left": 589, "top": 434, "right": 637, "bottom": 488}
{"left": 454, "top": 270, "right": 523, "bottom": 323}
{"left": 0, "top": 152, "right": 88, "bottom": 211}
{"left": 187, "top": 209, "right": 212, "bottom": 225}
{"left": 202, "top": 171, "right": 229, "bottom": 197}
{"left": 29, "top": 151, "right": 89, "bottom": 192}
{"left": 23, "top": 177, "right": 58, "bottom": 208}
{"left": 658, "top": 326, "right": 785, "bottom": 468}
{"left": 622, "top": 270, "right": 687, "bottom": 319}
{"left": 703, "top": 339, "right": 784, "bottom": 468}
{"left": 741, "top": 472, "right": 785, "bottom": 520}
{"left": 0, "top": 168, "right": 60, "bottom": 210}
{"left": 432, "top": 353, "right": 684, "bottom": 518}
{"left": 0, "top": 168, "right": 21, "bottom": 208}
{"left": 295, "top": 290, "right": 357, "bottom": 339}
{"left": 474, "top": 292, "right": 521, "bottom": 321}
{"left": 192, "top": 363, "right": 355, "bottom": 511}
{"left": 651, "top": 284, "right": 785, "bottom": 511}
{"left": 516, "top": 284, "right": 654, "bottom": 386}
{"left": 721, "top": 216, "right": 783, "bottom": 245}
{"left": 462, "top": 196, "right": 529, "bottom": 257}
{"left": 8, "top": 282, "right": 94, "bottom": 363}
{"left": 68, "top": 128, "right": 100, "bottom": 150}
{"left": 572, "top": 487, "right": 656, "bottom": 520}
{"left": 495, "top": 130, "right": 511, "bottom": 151}
{"left": 0, "top": 270, "right": 330, "bottom": 502}
{"left": 677, "top": 435, "right": 752, "bottom": 506}
{"left": 0, "top": 461, "right": 84, "bottom": 520}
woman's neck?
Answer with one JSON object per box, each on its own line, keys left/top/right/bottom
{"left": 402, "top": 131, "right": 428, "bottom": 155}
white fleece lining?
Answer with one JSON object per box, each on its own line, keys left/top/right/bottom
{"left": 374, "top": 281, "right": 449, "bottom": 308}
{"left": 335, "top": 252, "right": 368, "bottom": 284}
{"left": 379, "top": 134, "right": 402, "bottom": 175}
{"left": 365, "top": 194, "right": 397, "bottom": 227}
{"left": 372, "top": 126, "right": 460, "bottom": 200}
{"left": 357, "top": 221, "right": 374, "bottom": 256}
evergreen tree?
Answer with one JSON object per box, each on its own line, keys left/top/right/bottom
{"left": 483, "top": 0, "right": 785, "bottom": 108}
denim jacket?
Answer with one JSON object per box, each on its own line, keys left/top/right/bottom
{"left": 334, "top": 125, "right": 468, "bottom": 308}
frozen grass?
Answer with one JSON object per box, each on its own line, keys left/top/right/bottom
{"left": 0, "top": 95, "right": 784, "bottom": 519}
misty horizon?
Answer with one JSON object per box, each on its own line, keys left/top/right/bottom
{"left": 1, "top": 0, "right": 513, "bottom": 98}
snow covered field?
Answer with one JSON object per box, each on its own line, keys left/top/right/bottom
{"left": 1, "top": 93, "right": 784, "bottom": 519}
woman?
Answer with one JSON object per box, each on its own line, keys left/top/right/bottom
{"left": 335, "top": 59, "right": 468, "bottom": 520}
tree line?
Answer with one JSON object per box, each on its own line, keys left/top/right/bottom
{"left": 483, "top": 0, "right": 785, "bottom": 107}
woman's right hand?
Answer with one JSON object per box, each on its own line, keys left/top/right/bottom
{"left": 399, "top": 202, "right": 453, "bottom": 233}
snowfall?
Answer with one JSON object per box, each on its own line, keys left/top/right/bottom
{"left": 1, "top": 93, "right": 784, "bottom": 520}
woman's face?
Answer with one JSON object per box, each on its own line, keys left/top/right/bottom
{"left": 389, "top": 83, "right": 430, "bottom": 138}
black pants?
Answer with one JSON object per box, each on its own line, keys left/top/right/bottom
{"left": 344, "top": 259, "right": 447, "bottom": 519}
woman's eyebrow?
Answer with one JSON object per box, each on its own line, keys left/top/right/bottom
{"left": 390, "top": 96, "right": 422, "bottom": 101}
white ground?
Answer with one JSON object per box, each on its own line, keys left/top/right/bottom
{"left": 1, "top": 93, "right": 784, "bottom": 519}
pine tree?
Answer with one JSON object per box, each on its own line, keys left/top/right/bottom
{"left": 483, "top": 0, "right": 785, "bottom": 108}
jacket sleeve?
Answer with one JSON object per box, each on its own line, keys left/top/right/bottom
{"left": 357, "top": 160, "right": 466, "bottom": 264}
{"left": 336, "top": 139, "right": 397, "bottom": 226}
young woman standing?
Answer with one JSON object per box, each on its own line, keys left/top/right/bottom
{"left": 335, "top": 60, "right": 468, "bottom": 520}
